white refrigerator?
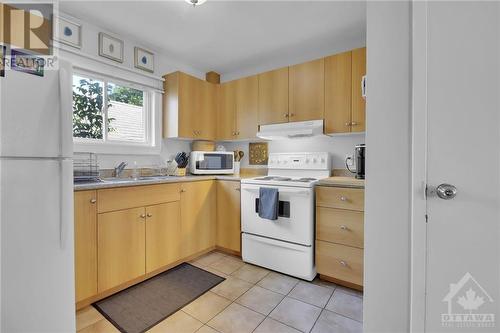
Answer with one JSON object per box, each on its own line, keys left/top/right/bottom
{"left": 0, "top": 59, "right": 76, "bottom": 332}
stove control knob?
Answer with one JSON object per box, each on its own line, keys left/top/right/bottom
{"left": 276, "top": 160, "right": 280, "bottom": 164}
{"left": 313, "top": 158, "right": 318, "bottom": 163}
{"left": 321, "top": 157, "right": 326, "bottom": 163}
{"left": 305, "top": 159, "right": 310, "bottom": 163}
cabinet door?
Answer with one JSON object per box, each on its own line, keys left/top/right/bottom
{"left": 177, "top": 72, "right": 200, "bottom": 138}
{"left": 351, "top": 47, "right": 366, "bottom": 132}
{"left": 146, "top": 201, "right": 181, "bottom": 273}
{"left": 235, "top": 75, "right": 259, "bottom": 139}
{"left": 74, "top": 190, "right": 97, "bottom": 302}
{"left": 199, "top": 81, "right": 217, "bottom": 140}
{"left": 98, "top": 207, "right": 146, "bottom": 292}
{"left": 289, "top": 58, "right": 325, "bottom": 122}
{"left": 216, "top": 181, "right": 241, "bottom": 253}
{"left": 217, "top": 81, "right": 237, "bottom": 140}
{"left": 325, "top": 51, "right": 352, "bottom": 134}
{"left": 180, "top": 181, "right": 216, "bottom": 257}
{"left": 258, "top": 67, "right": 289, "bottom": 125}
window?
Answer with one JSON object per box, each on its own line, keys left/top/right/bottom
{"left": 72, "top": 73, "right": 152, "bottom": 145}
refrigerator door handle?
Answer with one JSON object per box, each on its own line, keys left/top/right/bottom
{"left": 60, "top": 160, "right": 73, "bottom": 250}
{"left": 59, "top": 60, "right": 74, "bottom": 158}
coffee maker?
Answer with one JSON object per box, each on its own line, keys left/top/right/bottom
{"left": 346, "top": 144, "right": 365, "bottom": 179}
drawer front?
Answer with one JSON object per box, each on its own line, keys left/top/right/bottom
{"left": 98, "top": 183, "right": 180, "bottom": 213}
{"left": 316, "top": 240, "right": 363, "bottom": 286}
{"left": 316, "top": 207, "right": 364, "bottom": 248}
{"left": 316, "top": 186, "right": 364, "bottom": 211}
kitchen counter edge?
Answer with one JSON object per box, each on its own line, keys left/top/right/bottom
{"left": 316, "top": 176, "right": 365, "bottom": 189}
{"left": 74, "top": 175, "right": 243, "bottom": 191}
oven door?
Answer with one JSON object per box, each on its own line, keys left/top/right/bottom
{"left": 240, "top": 183, "right": 314, "bottom": 246}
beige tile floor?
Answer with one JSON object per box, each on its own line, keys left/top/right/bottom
{"left": 76, "top": 251, "right": 363, "bottom": 333}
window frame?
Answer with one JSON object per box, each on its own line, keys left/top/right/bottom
{"left": 72, "top": 70, "right": 160, "bottom": 155}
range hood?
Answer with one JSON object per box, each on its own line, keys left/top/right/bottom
{"left": 256, "top": 119, "right": 324, "bottom": 140}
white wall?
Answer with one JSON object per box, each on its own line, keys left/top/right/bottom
{"left": 219, "top": 133, "right": 364, "bottom": 171}
{"left": 363, "top": 1, "right": 412, "bottom": 332}
{"left": 59, "top": 12, "right": 204, "bottom": 169}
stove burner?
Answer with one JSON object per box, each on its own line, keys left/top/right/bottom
{"left": 295, "top": 177, "right": 317, "bottom": 182}
{"left": 255, "top": 176, "right": 293, "bottom": 181}
{"left": 254, "top": 176, "right": 317, "bottom": 182}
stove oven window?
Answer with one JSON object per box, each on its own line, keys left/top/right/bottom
{"left": 255, "top": 198, "right": 290, "bottom": 218}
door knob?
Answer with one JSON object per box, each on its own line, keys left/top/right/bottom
{"left": 436, "top": 183, "right": 457, "bottom": 200}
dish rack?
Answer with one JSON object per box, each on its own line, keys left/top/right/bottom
{"left": 73, "top": 153, "right": 100, "bottom": 183}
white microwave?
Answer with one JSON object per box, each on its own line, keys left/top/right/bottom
{"left": 189, "top": 151, "right": 234, "bottom": 175}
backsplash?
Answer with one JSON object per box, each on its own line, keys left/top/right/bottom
{"left": 218, "top": 133, "right": 365, "bottom": 171}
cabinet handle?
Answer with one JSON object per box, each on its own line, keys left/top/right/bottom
{"left": 340, "top": 196, "right": 347, "bottom": 201}
{"left": 340, "top": 225, "right": 348, "bottom": 230}
{"left": 147, "top": 213, "right": 153, "bottom": 217}
{"left": 351, "top": 122, "right": 358, "bottom": 126}
{"left": 180, "top": 189, "right": 186, "bottom": 193}
{"left": 345, "top": 122, "right": 352, "bottom": 127}
{"left": 339, "top": 260, "right": 347, "bottom": 267}
{"left": 236, "top": 131, "right": 240, "bottom": 135}
{"left": 290, "top": 113, "right": 295, "bottom": 117}
{"left": 140, "top": 214, "right": 146, "bottom": 219}
{"left": 90, "top": 198, "right": 96, "bottom": 204}
{"left": 232, "top": 131, "right": 236, "bottom": 136}
{"left": 284, "top": 114, "right": 289, "bottom": 118}
{"left": 235, "top": 188, "right": 241, "bottom": 191}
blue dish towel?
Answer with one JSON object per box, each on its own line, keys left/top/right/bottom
{"left": 258, "top": 187, "right": 279, "bottom": 220}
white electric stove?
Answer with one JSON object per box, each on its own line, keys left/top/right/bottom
{"left": 241, "top": 152, "right": 331, "bottom": 281}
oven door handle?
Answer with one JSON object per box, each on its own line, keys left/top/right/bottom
{"left": 242, "top": 187, "right": 311, "bottom": 196}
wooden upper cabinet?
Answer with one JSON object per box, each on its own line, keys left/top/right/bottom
{"left": 163, "top": 71, "right": 216, "bottom": 140}
{"left": 351, "top": 47, "right": 366, "bottom": 132}
{"left": 289, "top": 58, "right": 325, "bottom": 122}
{"left": 258, "top": 67, "right": 289, "bottom": 125}
{"left": 217, "top": 81, "right": 237, "bottom": 140}
{"left": 145, "top": 201, "right": 182, "bottom": 273}
{"left": 235, "top": 75, "right": 259, "bottom": 139}
{"left": 74, "top": 190, "right": 97, "bottom": 303}
{"left": 98, "top": 207, "right": 146, "bottom": 292}
{"left": 325, "top": 51, "right": 353, "bottom": 134}
{"left": 216, "top": 181, "right": 241, "bottom": 253}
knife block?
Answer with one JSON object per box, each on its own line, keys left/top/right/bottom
{"left": 175, "top": 168, "right": 186, "bottom": 177}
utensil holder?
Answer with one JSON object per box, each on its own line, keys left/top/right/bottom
{"left": 175, "top": 168, "right": 186, "bottom": 177}
{"left": 233, "top": 162, "right": 241, "bottom": 176}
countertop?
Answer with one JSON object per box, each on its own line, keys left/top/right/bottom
{"left": 74, "top": 174, "right": 245, "bottom": 191}
{"left": 316, "top": 176, "right": 365, "bottom": 188}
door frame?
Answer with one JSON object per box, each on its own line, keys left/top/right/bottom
{"left": 410, "top": 0, "right": 428, "bottom": 332}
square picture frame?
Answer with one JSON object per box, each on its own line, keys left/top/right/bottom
{"left": 249, "top": 142, "right": 269, "bottom": 165}
{"left": 54, "top": 16, "right": 81, "bottom": 49}
{"left": 11, "top": 50, "right": 45, "bottom": 77}
{"left": 99, "top": 32, "right": 123, "bottom": 63}
{"left": 134, "top": 47, "right": 154, "bottom": 73}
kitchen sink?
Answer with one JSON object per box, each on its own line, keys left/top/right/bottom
{"left": 102, "top": 176, "right": 171, "bottom": 182}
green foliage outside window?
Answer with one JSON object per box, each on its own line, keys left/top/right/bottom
{"left": 73, "top": 78, "right": 114, "bottom": 139}
{"left": 108, "top": 85, "right": 143, "bottom": 106}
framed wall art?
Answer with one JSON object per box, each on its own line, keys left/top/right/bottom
{"left": 54, "top": 17, "right": 81, "bottom": 49}
{"left": 0, "top": 46, "right": 5, "bottom": 77}
{"left": 98, "top": 32, "right": 123, "bottom": 63}
{"left": 249, "top": 142, "right": 269, "bottom": 165}
{"left": 134, "top": 47, "right": 154, "bottom": 73}
{"left": 11, "top": 50, "right": 45, "bottom": 77}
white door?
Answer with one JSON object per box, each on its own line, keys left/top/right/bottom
{"left": 415, "top": 1, "right": 499, "bottom": 332}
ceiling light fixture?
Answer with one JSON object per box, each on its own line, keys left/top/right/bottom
{"left": 185, "top": 0, "right": 207, "bottom": 7}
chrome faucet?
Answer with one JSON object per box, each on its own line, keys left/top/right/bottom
{"left": 114, "top": 162, "right": 128, "bottom": 178}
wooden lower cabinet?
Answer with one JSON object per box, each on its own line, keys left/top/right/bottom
{"left": 316, "top": 240, "right": 364, "bottom": 287}
{"left": 74, "top": 190, "right": 97, "bottom": 303}
{"left": 145, "top": 202, "right": 182, "bottom": 273}
{"left": 315, "top": 185, "right": 364, "bottom": 290}
{"left": 98, "top": 207, "right": 146, "bottom": 292}
{"left": 180, "top": 181, "right": 216, "bottom": 257}
{"left": 216, "top": 180, "right": 241, "bottom": 253}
